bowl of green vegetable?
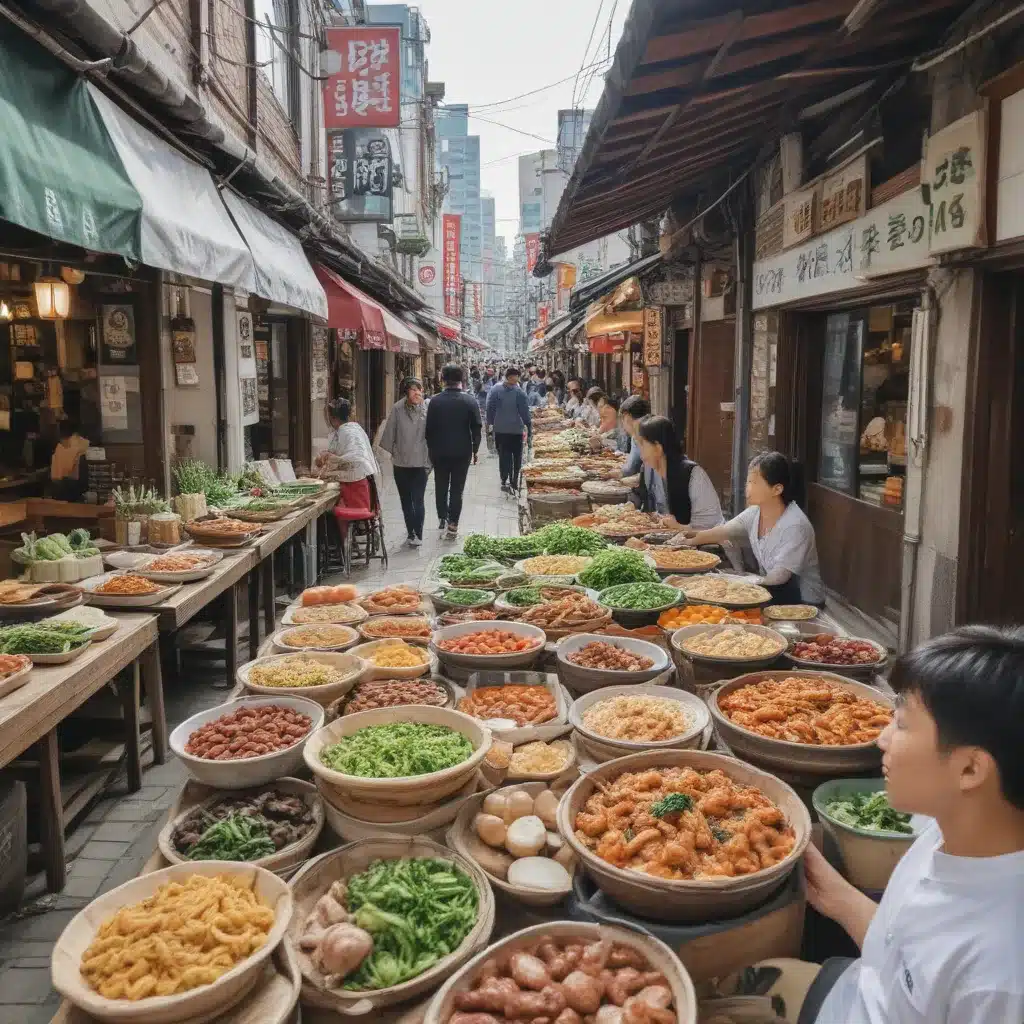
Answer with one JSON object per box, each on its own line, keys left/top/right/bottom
{"left": 304, "top": 705, "right": 492, "bottom": 807}
{"left": 577, "top": 547, "right": 661, "bottom": 593}
{"left": 813, "top": 778, "right": 927, "bottom": 891}
{"left": 597, "top": 582, "right": 683, "bottom": 626}
{"left": 0, "top": 622, "right": 94, "bottom": 664}
{"left": 429, "top": 588, "right": 496, "bottom": 613}
{"left": 285, "top": 836, "right": 495, "bottom": 1015}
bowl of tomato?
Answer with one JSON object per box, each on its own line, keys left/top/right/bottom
{"left": 430, "top": 621, "right": 546, "bottom": 673}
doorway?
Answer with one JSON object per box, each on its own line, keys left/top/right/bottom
{"left": 687, "top": 319, "right": 735, "bottom": 507}
{"left": 672, "top": 327, "right": 690, "bottom": 446}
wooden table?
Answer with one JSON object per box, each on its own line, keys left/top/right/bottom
{"left": 0, "top": 613, "right": 160, "bottom": 890}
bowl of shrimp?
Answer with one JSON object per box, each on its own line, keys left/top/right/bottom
{"left": 556, "top": 749, "right": 811, "bottom": 922}
{"left": 707, "top": 669, "right": 894, "bottom": 783}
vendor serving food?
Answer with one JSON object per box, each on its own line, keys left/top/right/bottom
{"left": 681, "top": 452, "right": 825, "bottom": 607}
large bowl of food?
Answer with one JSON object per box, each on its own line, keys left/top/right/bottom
{"left": 283, "top": 602, "right": 369, "bottom": 626}
{"left": 423, "top": 921, "right": 698, "bottom": 1024}
{"left": 348, "top": 639, "right": 437, "bottom": 679}
{"left": 358, "top": 585, "right": 424, "bottom": 616}
{"left": 762, "top": 604, "right": 821, "bottom": 623}
{"left": 184, "top": 517, "right": 262, "bottom": 547}
{"left": 596, "top": 582, "right": 683, "bottom": 626}
{"left": 709, "top": 670, "right": 894, "bottom": 779}
{"left": 668, "top": 574, "right": 772, "bottom": 608}
{"left": 812, "top": 777, "right": 928, "bottom": 891}
{"left": 658, "top": 604, "right": 762, "bottom": 629}
{"left": 303, "top": 705, "right": 492, "bottom": 806}
{"left": 430, "top": 621, "right": 546, "bottom": 672}
{"left": 51, "top": 861, "right": 291, "bottom": 1024}
{"left": 157, "top": 778, "right": 324, "bottom": 875}
{"left": 429, "top": 588, "right": 496, "bottom": 613}
{"left": 238, "top": 652, "right": 365, "bottom": 704}
{"left": 648, "top": 547, "right": 722, "bottom": 575}
{"left": 285, "top": 835, "right": 495, "bottom": 1016}
{"left": 357, "top": 614, "right": 433, "bottom": 644}
{"left": 569, "top": 684, "right": 710, "bottom": 761}
{"left": 80, "top": 573, "right": 180, "bottom": 608}
{"left": 554, "top": 633, "right": 670, "bottom": 691}
{"left": 333, "top": 676, "right": 455, "bottom": 718}
{"left": 135, "top": 550, "right": 223, "bottom": 583}
{"left": 271, "top": 624, "right": 360, "bottom": 653}
{"left": 170, "top": 695, "right": 324, "bottom": 789}
{"left": 448, "top": 783, "right": 577, "bottom": 907}
{"left": 515, "top": 591, "right": 613, "bottom": 640}
{"left": 556, "top": 749, "right": 812, "bottom": 921}
{"left": 671, "top": 623, "right": 788, "bottom": 668}
{"left": 786, "top": 633, "right": 889, "bottom": 676}
{"left": 514, "top": 554, "right": 594, "bottom": 580}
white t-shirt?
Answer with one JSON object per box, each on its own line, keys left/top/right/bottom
{"left": 817, "top": 823, "right": 1024, "bottom": 1023}
{"left": 730, "top": 502, "right": 825, "bottom": 604}
{"left": 325, "top": 422, "right": 379, "bottom": 482}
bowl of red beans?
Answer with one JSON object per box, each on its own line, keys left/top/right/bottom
{"left": 170, "top": 695, "right": 324, "bottom": 788}
{"left": 785, "top": 633, "right": 889, "bottom": 676}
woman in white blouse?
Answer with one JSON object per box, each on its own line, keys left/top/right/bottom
{"left": 315, "top": 398, "right": 379, "bottom": 511}
{"left": 685, "top": 451, "right": 826, "bottom": 606}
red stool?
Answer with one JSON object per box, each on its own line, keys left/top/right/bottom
{"left": 328, "top": 477, "right": 387, "bottom": 575}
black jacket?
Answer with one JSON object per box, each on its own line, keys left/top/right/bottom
{"left": 425, "top": 387, "right": 482, "bottom": 461}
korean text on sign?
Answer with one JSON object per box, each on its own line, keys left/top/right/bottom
{"left": 324, "top": 26, "right": 401, "bottom": 130}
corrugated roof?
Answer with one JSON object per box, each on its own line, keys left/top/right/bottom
{"left": 546, "top": 0, "right": 973, "bottom": 255}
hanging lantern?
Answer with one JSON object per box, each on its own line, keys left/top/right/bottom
{"left": 34, "top": 276, "right": 70, "bottom": 319}
{"left": 0, "top": 302, "right": 11, "bottom": 322}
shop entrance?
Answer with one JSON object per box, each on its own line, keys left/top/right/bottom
{"left": 959, "top": 270, "right": 1024, "bottom": 624}
{"left": 687, "top": 319, "right": 735, "bottom": 507}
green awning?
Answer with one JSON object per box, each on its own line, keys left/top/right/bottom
{"left": 0, "top": 21, "right": 141, "bottom": 257}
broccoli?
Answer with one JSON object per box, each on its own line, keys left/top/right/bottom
{"left": 650, "top": 792, "right": 694, "bottom": 819}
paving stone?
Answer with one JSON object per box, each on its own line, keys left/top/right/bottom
{"left": 0, "top": 941, "right": 56, "bottom": 963}
{"left": 67, "top": 858, "right": 115, "bottom": 880}
{"left": 6, "top": 957, "right": 51, "bottom": 969}
{"left": 78, "top": 840, "right": 131, "bottom": 861}
{"left": 2, "top": 910, "right": 77, "bottom": 943}
{"left": 58, "top": 874, "right": 106, "bottom": 900}
{"left": 100, "top": 800, "right": 163, "bottom": 823}
{"left": 0, "top": 966, "right": 54, "bottom": 1004}
{"left": 89, "top": 821, "right": 146, "bottom": 843}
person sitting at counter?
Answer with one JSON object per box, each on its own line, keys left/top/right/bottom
{"left": 590, "top": 394, "right": 629, "bottom": 453}
{"left": 683, "top": 450, "right": 825, "bottom": 605}
{"left": 49, "top": 419, "right": 89, "bottom": 502}
{"left": 634, "top": 415, "right": 725, "bottom": 531}
{"left": 574, "top": 386, "right": 603, "bottom": 429}
{"left": 315, "top": 398, "right": 379, "bottom": 512}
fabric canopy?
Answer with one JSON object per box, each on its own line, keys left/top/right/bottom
{"left": 382, "top": 308, "right": 420, "bottom": 355}
{"left": 316, "top": 264, "right": 418, "bottom": 352}
{"left": 418, "top": 309, "right": 461, "bottom": 342}
{"left": 88, "top": 85, "right": 255, "bottom": 290}
{"left": 223, "top": 192, "right": 327, "bottom": 318}
{"left": 586, "top": 310, "right": 643, "bottom": 337}
{"left": 0, "top": 21, "right": 140, "bottom": 257}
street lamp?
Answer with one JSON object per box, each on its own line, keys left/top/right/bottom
{"left": 34, "top": 276, "right": 70, "bottom": 319}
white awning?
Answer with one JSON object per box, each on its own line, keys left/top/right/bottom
{"left": 222, "top": 192, "right": 328, "bottom": 319}
{"left": 382, "top": 309, "right": 420, "bottom": 355}
{"left": 87, "top": 85, "right": 255, "bottom": 290}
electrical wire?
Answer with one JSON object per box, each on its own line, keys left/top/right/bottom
{"left": 467, "top": 59, "right": 614, "bottom": 113}
{"left": 465, "top": 113, "right": 555, "bottom": 144}
{"left": 572, "top": 0, "right": 606, "bottom": 111}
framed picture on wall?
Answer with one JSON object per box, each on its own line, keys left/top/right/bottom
{"left": 101, "top": 304, "right": 137, "bottom": 364}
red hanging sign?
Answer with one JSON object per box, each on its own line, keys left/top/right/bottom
{"left": 525, "top": 233, "right": 541, "bottom": 274}
{"left": 443, "top": 214, "right": 462, "bottom": 318}
{"left": 323, "top": 27, "right": 401, "bottom": 130}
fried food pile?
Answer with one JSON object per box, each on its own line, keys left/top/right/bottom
{"left": 719, "top": 676, "right": 892, "bottom": 745}
{"left": 574, "top": 766, "right": 795, "bottom": 880}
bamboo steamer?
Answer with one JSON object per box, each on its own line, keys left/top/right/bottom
{"left": 423, "top": 921, "right": 698, "bottom": 1024}
{"left": 51, "top": 862, "right": 292, "bottom": 1024}
{"left": 285, "top": 836, "right": 496, "bottom": 1016}
{"left": 708, "top": 670, "right": 893, "bottom": 783}
{"left": 303, "top": 705, "right": 492, "bottom": 806}
{"left": 447, "top": 781, "right": 576, "bottom": 908}
{"left": 556, "top": 750, "right": 812, "bottom": 923}
{"left": 156, "top": 778, "right": 324, "bottom": 876}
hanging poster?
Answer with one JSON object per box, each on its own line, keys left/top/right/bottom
{"left": 237, "top": 311, "right": 254, "bottom": 360}
{"left": 101, "top": 376, "right": 129, "bottom": 430}
{"left": 237, "top": 310, "right": 259, "bottom": 427}
{"left": 241, "top": 378, "right": 258, "bottom": 419}
{"left": 311, "top": 327, "right": 329, "bottom": 401}
{"left": 101, "top": 305, "right": 137, "bottom": 364}
{"left": 322, "top": 26, "right": 401, "bottom": 130}
{"left": 643, "top": 308, "right": 663, "bottom": 367}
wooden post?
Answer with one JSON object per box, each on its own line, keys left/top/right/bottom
{"left": 248, "top": 570, "right": 261, "bottom": 660}
{"left": 226, "top": 582, "right": 240, "bottom": 687}
{"left": 140, "top": 641, "right": 167, "bottom": 765}
{"left": 38, "top": 731, "right": 65, "bottom": 892}
{"left": 263, "top": 556, "right": 276, "bottom": 636}
{"left": 122, "top": 663, "right": 143, "bottom": 793}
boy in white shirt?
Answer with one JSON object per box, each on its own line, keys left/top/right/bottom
{"left": 801, "top": 626, "right": 1024, "bottom": 1024}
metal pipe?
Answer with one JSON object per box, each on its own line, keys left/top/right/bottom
{"left": 730, "top": 194, "right": 754, "bottom": 517}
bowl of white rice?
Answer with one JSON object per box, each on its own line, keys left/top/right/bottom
{"left": 569, "top": 684, "right": 709, "bottom": 762}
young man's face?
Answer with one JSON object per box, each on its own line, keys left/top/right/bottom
{"left": 879, "top": 692, "right": 974, "bottom": 818}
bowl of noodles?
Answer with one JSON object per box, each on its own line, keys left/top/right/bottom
{"left": 51, "top": 861, "right": 292, "bottom": 1024}
{"left": 556, "top": 749, "right": 811, "bottom": 922}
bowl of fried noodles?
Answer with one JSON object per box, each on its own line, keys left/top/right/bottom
{"left": 708, "top": 669, "right": 894, "bottom": 782}
{"left": 557, "top": 749, "right": 811, "bottom": 922}
{"left": 51, "top": 861, "right": 292, "bottom": 1024}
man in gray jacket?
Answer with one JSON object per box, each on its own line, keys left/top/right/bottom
{"left": 485, "top": 366, "right": 532, "bottom": 494}
{"left": 377, "top": 378, "right": 430, "bottom": 545}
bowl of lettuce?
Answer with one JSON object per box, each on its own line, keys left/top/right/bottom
{"left": 813, "top": 778, "right": 928, "bottom": 892}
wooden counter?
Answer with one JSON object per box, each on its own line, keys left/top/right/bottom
{"left": 0, "top": 613, "right": 161, "bottom": 890}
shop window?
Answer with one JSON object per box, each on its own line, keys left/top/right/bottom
{"left": 254, "top": 0, "right": 295, "bottom": 123}
{"left": 818, "top": 301, "right": 912, "bottom": 510}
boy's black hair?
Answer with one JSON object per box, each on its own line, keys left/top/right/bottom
{"left": 889, "top": 626, "right": 1024, "bottom": 809}
{"left": 620, "top": 395, "right": 649, "bottom": 420}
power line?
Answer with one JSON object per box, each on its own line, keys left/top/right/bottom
{"left": 466, "top": 59, "right": 613, "bottom": 113}
{"left": 572, "top": 0, "right": 606, "bottom": 112}
{"left": 465, "top": 113, "right": 555, "bottom": 145}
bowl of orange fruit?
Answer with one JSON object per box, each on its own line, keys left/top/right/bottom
{"left": 658, "top": 604, "right": 762, "bottom": 632}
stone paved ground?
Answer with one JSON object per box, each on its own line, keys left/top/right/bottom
{"left": 0, "top": 448, "right": 516, "bottom": 1022}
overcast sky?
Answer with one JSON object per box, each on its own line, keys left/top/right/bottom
{"left": 414, "top": 0, "right": 628, "bottom": 247}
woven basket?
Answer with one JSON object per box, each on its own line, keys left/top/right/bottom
{"left": 527, "top": 492, "right": 591, "bottom": 524}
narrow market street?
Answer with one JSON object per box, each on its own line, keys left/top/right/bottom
{"left": 0, "top": 452, "right": 516, "bottom": 1021}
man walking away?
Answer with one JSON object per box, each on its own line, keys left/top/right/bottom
{"left": 486, "top": 366, "right": 532, "bottom": 495}
{"left": 377, "top": 377, "right": 430, "bottom": 546}
{"left": 425, "top": 363, "right": 481, "bottom": 539}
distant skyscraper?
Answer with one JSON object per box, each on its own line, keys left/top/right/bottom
{"left": 557, "top": 109, "right": 593, "bottom": 175}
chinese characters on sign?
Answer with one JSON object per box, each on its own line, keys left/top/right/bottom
{"left": 323, "top": 27, "right": 400, "bottom": 130}
{"left": 537, "top": 304, "right": 550, "bottom": 331}
{"left": 643, "top": 307, "right": 663, "bottom": 367}
{"left": 752, "top": 185, "right": 934, "bottom": 310}
{"left": 925, "top": 109, "right": 986, "bottom": 255}
{"left": 525, "top": 233, "right": 541, "bottom": 274}
{"left": 820, "top": 154, "right": 867, "bottom": 233}
{"left": 328, "top": 133, "right": 392, "bottom": 204}
{"left": 783, "top": 185, "right": 817, "bottom": 249}
{"left": 442, "top": 214, "right": 461, "bottom": 318}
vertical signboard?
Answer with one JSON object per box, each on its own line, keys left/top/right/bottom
{"left": 643, "top": 307, "right": 663, "bottom": 367}
{"left": 525, "top": 233, "right": 541, "bottom": 274}
{"left": 925, "top": 109, "right": 987, "bottom": 255}
{"left": 443, "top": 214, "right": 461, "bottom": 318}
{"left": 323, "top": 26, "right": 401, "bottom": 130}
{"left": 472, "top": 282, "right": 483, "bottom": 322}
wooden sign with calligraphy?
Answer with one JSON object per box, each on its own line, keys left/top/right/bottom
{"left": 783, "top": 184, "right": 818, "bottom": 250}
{"left": 643, "top": 307, "right": 663, "bottom": 367}
{"left": 925, "top": 109, "right": 987, "bottom": 255}
{"left": 820, "top": 154, "right": 868, "bottom": 233}
{"left": 756, "top": 200, "right": 785, "bottom": 260}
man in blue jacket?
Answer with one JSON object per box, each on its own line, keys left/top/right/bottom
{"left": 486, "top": 366, "right": 532, "bottom": 494}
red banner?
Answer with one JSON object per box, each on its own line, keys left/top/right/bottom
{"left": 443, "top": 214, "right": 461, "bottom": 318}
{"left": 473, "top": 282, "right": 483, "bottom": 322}
{"left": 525, "top": 233, "right": 540, "bottom": 274}
{"left": 538, "top": 304, "right": 550, "bottom": 330}
{"left": 323, "top": 27, "right": 401, "bottom": 130}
